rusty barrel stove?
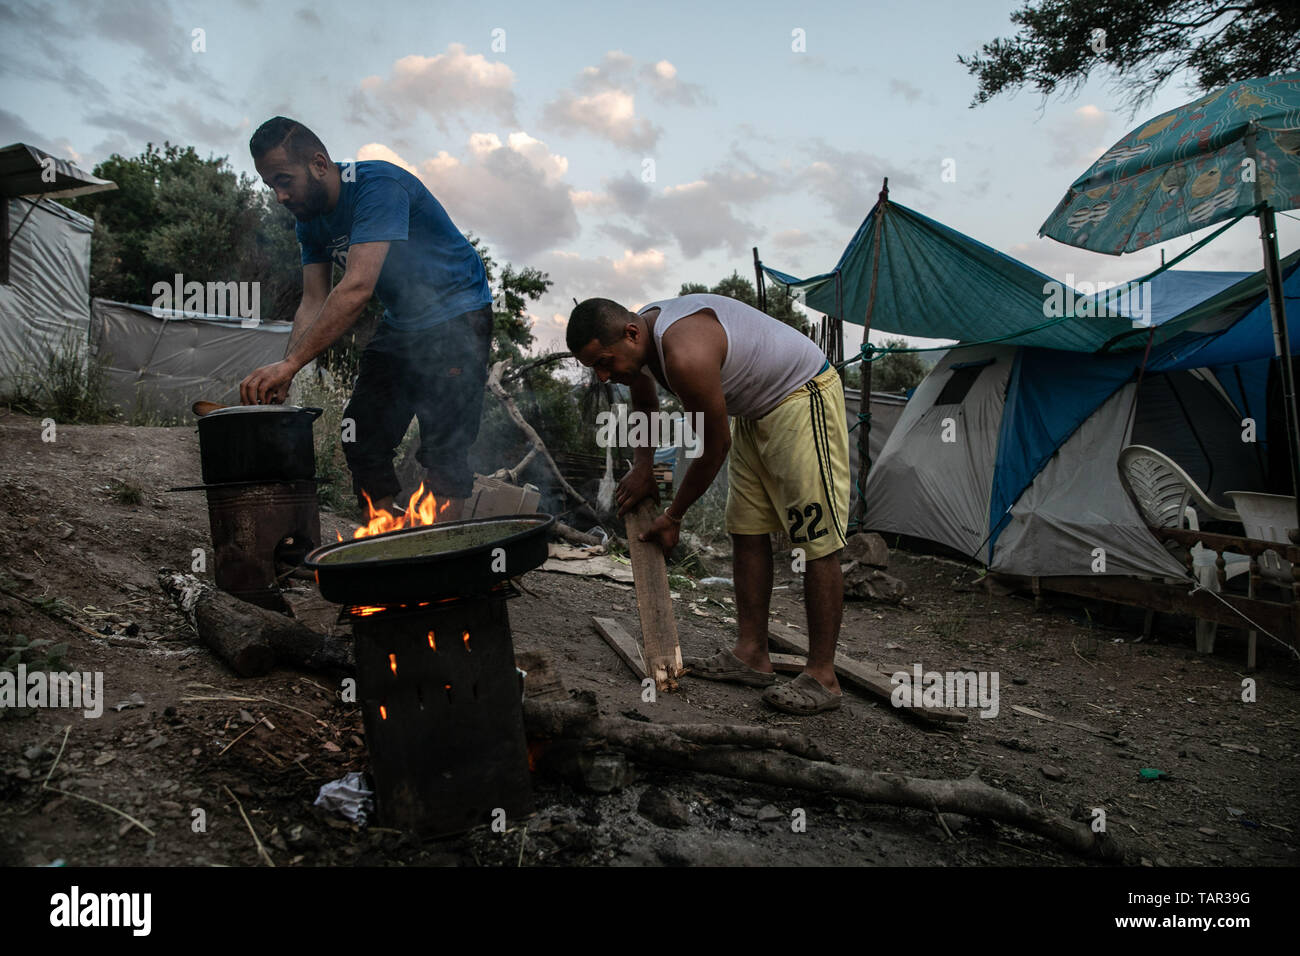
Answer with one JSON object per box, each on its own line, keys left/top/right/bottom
{"left": 306, "top": 515, "right": 553, "bottom": 838}
{"left": 192, "top": 405, "right": 325, "bottom": 610}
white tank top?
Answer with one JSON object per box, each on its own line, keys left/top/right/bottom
{"left": 639, "top": 294, "right": 828, "bottom": 420}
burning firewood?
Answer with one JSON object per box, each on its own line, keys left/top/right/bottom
{"left": 522, "top": 694, "right": 1123, "bottom": 863}
{"left": 158, "top": 570, "right": 352, "bottom": 677}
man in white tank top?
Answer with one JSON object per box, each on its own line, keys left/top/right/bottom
{"left": 568, "top": 295, "right": 851, "bottom": 715}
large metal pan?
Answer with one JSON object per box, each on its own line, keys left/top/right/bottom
{"left": 304, "top": 514, "right": 554, "bottom": 605}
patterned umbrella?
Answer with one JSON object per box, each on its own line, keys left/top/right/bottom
{"left": 1041, "top": 72, "right": 1300, "bottom": 533}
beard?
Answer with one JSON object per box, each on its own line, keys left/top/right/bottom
{"left": 290, "top": 175, "right": 331, "bottom": 222}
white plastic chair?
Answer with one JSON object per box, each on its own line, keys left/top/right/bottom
{"left": 1118, "top": 445, "right": 1250, "bottom": 653}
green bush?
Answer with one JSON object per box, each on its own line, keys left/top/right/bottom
{"left": 2, "top": 335, "right": 115, "bottom": 424}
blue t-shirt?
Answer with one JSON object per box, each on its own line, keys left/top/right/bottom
{"left": 295, "top": 160, "right": 492, "bottom": 331}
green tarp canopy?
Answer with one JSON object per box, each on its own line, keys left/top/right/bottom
{"left": 760, "top": 198, "right": 1298, "bottom": 354}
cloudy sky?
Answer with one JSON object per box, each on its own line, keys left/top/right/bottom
{"left": 3, "top": 0, "right": 1297, "bottom": 355}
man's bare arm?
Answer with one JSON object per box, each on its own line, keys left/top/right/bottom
{"left": 284, "top": 261, "right": 331, "bottom": 359}
{"left": 615, "top": 371, "right": 661, "bottom": 513}
{"left": 239, "top": 242, "right": 389, "bottom": 405}
{"left": 284, "top": 241, "right": 389, "bottom": 371}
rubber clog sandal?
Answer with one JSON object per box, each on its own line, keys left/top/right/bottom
{"left": 762, "top": 672, "right": 843, "bottom": 715}
{"left": 683, "top": 649, "right": 777, "bottom": 687}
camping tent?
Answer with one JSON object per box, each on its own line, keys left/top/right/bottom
{"left": 762, "top": 197, "right": 1300, "bottom": 577}
{"left": 863, "top": 259, "right": 1300, "bottom": 578}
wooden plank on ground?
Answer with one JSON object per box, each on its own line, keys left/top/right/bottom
{"left": 767, "top": 629, "right": 967, "bottom": 724}
{"left": 624, "top": 499, "right": 683, "bottom": 690}
{"left": 592, "top": 617, "right": 646, "bottom": 680}
{"left": 769, "top": 652, "right": 806, "bottom": 674}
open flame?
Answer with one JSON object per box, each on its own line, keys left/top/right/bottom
{"left": 335, "top": 482, "right": 452, "bottom": 542}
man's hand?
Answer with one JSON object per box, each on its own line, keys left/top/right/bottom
{"left": 638, "top": 512, "right": 680, "bottom": 555}
{"left": 239, "top": 360, "right": 299, "bottom": 405}
{"left": 616, "top": 461, "right": 660, "bottom": 515}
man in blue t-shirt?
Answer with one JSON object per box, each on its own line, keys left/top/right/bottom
{"left": 240, "top": 116, "right": 494, "bottom": 520}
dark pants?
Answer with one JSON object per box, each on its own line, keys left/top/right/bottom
{"left": 342, "top": 306, "right": 492, "bottom": 508}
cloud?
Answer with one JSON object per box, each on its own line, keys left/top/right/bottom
{"left": 88, "top": 0, "right": 227, "bottom": 93}
{"left": 84, "top": 110, "right": 173, "bottom": 147}
{"left": 889, "top": 78, "right": 925, "bottom": 104}
{"left": 0, "top": 108, "right": 45, "bottom": 146}
{"left": 530, "top": 247, "right": 671, "bottom": 351}
{"left": 354, "top": 44, "right": 517, "bottom": 130}
{"left": 542, "top": 88, "right": 660, "bottom": 151}
{"left": 797, "top": 139, "right": 924, "bottom": 226}
{"left": 541, "top": 51, "right": 706, "bottom": 150}
{"left": 358, "top": 132, "right": 578, "bottom": 261}
{"left": 773, "top": 228, "right": 816, "bottom": 249}
{"left": 1047, "top": 105, "right": 1113, "bottom": 170}
{"left": 593, "top": 159, "right": 780, "bottom": 260}
{"left": 294, "top": 7, "right": 322, "bottom": 27}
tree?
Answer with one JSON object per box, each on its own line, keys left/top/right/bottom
{"left": 677, "top": 271, "right": 810, "bottom": 335}
{"left": 959, "top": 0, "right": 1300, "bottom": 113}
{"left": 65, "top": 143, "right": 303, "bottom": 320}
{"left": 849, "top": 337, "right": 926, "bottom": 394}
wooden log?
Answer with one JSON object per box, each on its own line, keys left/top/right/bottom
{"left": 766, "top": 629, "right": 967, "bottom": 724}
{"left": 554, "top": 522, "right": 605, "bottom": 548}
{"left": 158, "top": 570, "right": 352, "bottom": 677}
{"left": 623, "top": 499, "right": 684, "bottom": 690}
{"left": 515, "top": 650, "right": 569, "bottom": 702}
{"left": 521, "top": 695, "right": 1120, "bottom": 862}
{"left": 591, "top": 617, "right": 646, "bottom": 679}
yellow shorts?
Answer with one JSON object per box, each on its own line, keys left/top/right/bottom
{"left": 725, "top": 365, "right": 850, "bottom": 561}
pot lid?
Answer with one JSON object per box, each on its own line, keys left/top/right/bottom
{"left": 203, "top": 404, "right": 315, "bottom": 417}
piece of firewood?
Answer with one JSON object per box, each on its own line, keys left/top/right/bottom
{"left": 623, "top": 499, "right": 683, "bottom": 691}
{"left": 522, "top": 695, "right": 1121, "bottom": 862}
{"left": 158, "top": 570, "right": 352, "bottom": 677}
{"left": 591, "top": 617, "right": 646, "bottom": 679}
{"left": 554, "top": 522, "right": 605, "bottom": 548}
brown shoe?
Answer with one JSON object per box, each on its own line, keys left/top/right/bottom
{"left": 762, "top": 672, "right": 842, "bottom": 715}
{"left": 683, "top": 649, "right": 777, "bottom": 687}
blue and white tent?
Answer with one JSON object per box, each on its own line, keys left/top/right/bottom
{"left": 863, "top": 260, "right": 1300, "bottom": 578}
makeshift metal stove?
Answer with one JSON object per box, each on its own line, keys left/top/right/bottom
{"left": 174, "top": 403, "right": 326, "bottom": 610}
{"left": 205, "top": 480, "right": 321, "bottom": 610}
{"left": 306, "top": 515, "right": 554, "bottom": 838}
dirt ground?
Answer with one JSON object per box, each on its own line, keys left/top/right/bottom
{"left": 1, "top": 409, "right": 1297, "bottom": 867}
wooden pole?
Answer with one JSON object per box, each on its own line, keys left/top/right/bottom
{"left": 1258, "top": 204, "right": 1300, "bottom": 542}
{"left": 752, "top": 246, "right": 767, "bottom": 314}
{"left": 853, "top": 179, "right": 888, "bottom": 528}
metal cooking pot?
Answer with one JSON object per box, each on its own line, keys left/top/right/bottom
{"left": 197, "top": 404, "right": 323, "bottom": 484}
{"left": 305, "top": 514, "right": 555, "bottom": 605}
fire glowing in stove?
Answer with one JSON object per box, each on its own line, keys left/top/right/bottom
{"left": 462, "top": 630, "right": 471, "bottom": 652}
{"left": 427, "top": 631, "right": 436, "bottom": 650}
{"left": 380, "top": 704, "right": 388, "bottom": 720}
{"left": 353, "top": 605, "right": 387, "bottom": 617}
{"left": 353, "top": 482, "right": 451, "bottom": 539}
{"left": 389, "top": 653, "right": 397, "bottom": 675}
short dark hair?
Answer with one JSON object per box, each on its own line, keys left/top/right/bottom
{"left": 249, "top": 116, "right": 329, "bottom": 164}
{"left": 567, "top": 298, "right": 631, "bottom": 354}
